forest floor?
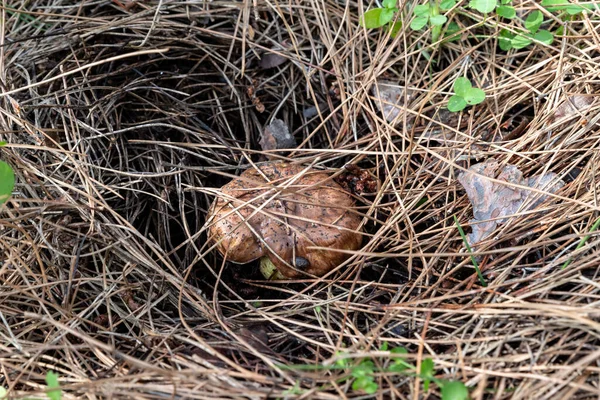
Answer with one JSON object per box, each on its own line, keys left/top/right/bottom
{"left": 1, "top": 0, "right": 600, "bottom": 399}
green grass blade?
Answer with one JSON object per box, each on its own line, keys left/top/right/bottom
{"left": 562, "top": 216, "right": 600, "bottom": 270}
{"left": 453, "top": 215, "right": 487, "bottom": 287}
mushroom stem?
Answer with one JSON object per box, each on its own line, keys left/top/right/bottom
{"left": 259, "top": 256, "right": 285, "bottom": 280}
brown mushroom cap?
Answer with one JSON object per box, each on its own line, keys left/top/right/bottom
{"left": 206, "top": 162, "right": 363, "bottom": 278}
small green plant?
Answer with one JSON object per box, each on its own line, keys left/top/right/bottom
{"left": 541, "top": 0, "right": 597, "bottom": 15}
{"left": 5, "top": 9, "right": 48, "bottom": 30}
{"left": 360, "top": 0, "right": 402, "bottom": 38}
{"left": 1, "top": 371, "right": 64, "bottom": 400}
{"left": 411, "top": 2, "right": 448, "bottom": 30}
{"left": 359, "top": 0, "right": 590, "bottom": 54}
{"left": 447, "top": 77, "right": 486, "bottom": 112}
{"left": 496, "top": 0, "right": 599, "bottom": 51}
{"left": 282, "top": 344, "right": 469, "bottom": 399}
{"left": 0, "top": 142, "right": 14, "bottom": 208}
{"left": 562, "top": 215, "right": 600, "bottom": 270}
{"left": 499, "top": 10, "right": 554, "bottom": 50}
{"left": 361, "top": 0, "right": 459, "bottom": 44}
{"left": 281, "top": 381, "right": 303, "bottom": 396}
{"left": 469, "top": 0, "right": 516, "bottom": 18}
{"left": 45, "top": 371, "right": 62, "bottom": 400}
{"left": 454, "top": 215, "right": 487, "bottom": 287}
{"left": 343, "top": 358, "right": 379, "bottom": 394}
{"left": 410, "top": 0, "right": 458, "bottom": 43}
{"left": 342, "top": 344, "right": 468, "bottom": 398}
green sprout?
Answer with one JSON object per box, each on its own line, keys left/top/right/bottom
{"left": 45, "top": 371, "right": 62, "bottom": 400}
{"left": 499, "top": 10, "right": 554, "bottom": 51}
{"left": 410, "top": 0, "right": 458, "bottom": 43}
{"left": 0, "top": 142, "right": 14, "bottom": 208}
{"left": 454, "top": 215, "right": 487, "bottom": 287}
{"left": 447, "top": 77, "right": 486, "bottom": 112}
{"left": 562, "top": 216, "right": 600, "bottom": 270}
{"left": 541, "top": 0, "right": 598, "bottom": 15}
{"left": 360, "top": 0, "right": 402, "bottom": 38}
{"left": 281, "top": 344, "right": 469, "bottom": 399}
{"left": 469, "top": 0, "right": 516, "bottom": 17}
{"left": 411, "top": 3, "right": 447, "bottom": 30}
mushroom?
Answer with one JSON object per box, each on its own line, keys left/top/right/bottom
{"left": 206, "top": 162, "right": 363, "bottom": 279}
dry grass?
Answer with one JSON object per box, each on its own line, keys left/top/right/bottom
{"left": 1, "top": 0, "right": 600, "bottom": 398}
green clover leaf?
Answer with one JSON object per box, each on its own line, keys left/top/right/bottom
{"left": 411, "top": 15, "right": 430, "bottom": 30}
{"left": 525, "top": 10, "right": 543, "bottom": 34}
{"left": 496, "top": 5, "right": 516, "bottom": 18}
{"left": 440, "top": 0, "right": 457, "bottom": 11}
{"left": 46, "top": 371, "right": 62, "bottom": 400}
{"left": 511, "top": 34, "right": 533, "bottom": 49}
{"left": 469, "top": 0, "right": 497, "bottom": 14}
{"left": 448, "top": 95, "right": 467, "bottom": 112}
{"left": 379, "top": 7, "right": 397, "bottom": 25}
{"left": 534, "top": 29, "right": 554, "bottom": 45}
{"left": 0, "top": 161, "right": 14, "bottom": 208}
{"left": 414, "top": 4, "right": 431, "bottom": 16}
{"left": 361, "top": 8, "right": 385, "bottom": 28}
{"left": 430, "top": 15, "right": 448, "bottom": 26}
{"left": 464, "top": 87, "right": 486, "bottom": 105}
{"left": 453, "top": 77, "right": 472, "bottom": 97}
{"left": 441, "top": 381, "right": 469, "bottom": 400}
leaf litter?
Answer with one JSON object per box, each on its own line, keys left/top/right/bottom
{"left": 458, "top": 159, "right": 565, "bottom": 249}
{"left": 259, "top": 118, "right": 297, "bottom": 155}
{"left": 552, "top": 95, "right": 597, "bottom": 122}
{"left": 4, "top": 0, "right": 600, "bottom": 398}
{"left": 371, "top": 80, "right": 414, "bottom": 126}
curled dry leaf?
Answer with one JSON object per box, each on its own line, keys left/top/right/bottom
{"left": 553, "top": 95, "right": 596, "bottom": 122}
{"left": 371, "top": 80, "right": 414, "bottom": 126}
{"left": 259, "top": 119, "right": 296, "bottom": 154}
{"left": 206, "top": 162, "right": 363, "bottom": 279}
{"left": 458, "top": 159, "right": 565, "bottom": 248}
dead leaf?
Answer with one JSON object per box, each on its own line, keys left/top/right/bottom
{"left": 458, "top": 159, "right": 564, "bottom": 248}
{"left": 371, "top": 80, "right": 414, "bottom": 126}
{"left": 259, "top": 53, "right": 288, "bottom": 69}
{"left": 8, "top": 96, "right": 22, "bottom": 116}
{"left": 553, "top": 95, "right": 596, "bottom": 122}
{"left": 260, "top": 119, "right": 296, "bottom": 153}
{"left": 234, "top": 325, "right": 271, "bottom": 354}
{"left": 526, "top": 173, "right": 565, "bottom": 209}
